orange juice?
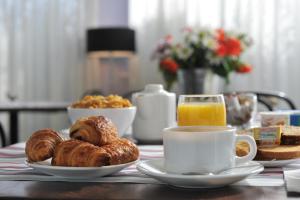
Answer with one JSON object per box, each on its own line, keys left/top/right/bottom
{"left": 177, "top": 103, "right": 226, "bottom": 126}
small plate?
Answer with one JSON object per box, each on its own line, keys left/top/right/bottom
{"left": 257, "top": 158, "right": 300, "bottom": 167}
{"left": 137, "top": 159, "right": 263, "bottom": 188}
{"left": 27, "top": 159, "right": 136, "bottom": 179}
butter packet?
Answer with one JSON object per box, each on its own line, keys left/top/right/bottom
{"left": 260, "top": 112, "right": 290, "bottom": 127}
{"left": 253, "top": 126, "right": 282, "bottom": 147}
{"left": 290, "top": 113, "right": 300, "bottom": 126}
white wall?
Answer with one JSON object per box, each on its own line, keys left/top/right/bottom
{"left": 86, "top": 0, "right": 129, "bottom": 28}
{"left": 98, "top": 0, "right": 128, "bottom": 27}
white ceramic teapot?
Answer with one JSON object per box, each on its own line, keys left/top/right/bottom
{"left": 132, "top": 84, "right": 176, "bottom": 143}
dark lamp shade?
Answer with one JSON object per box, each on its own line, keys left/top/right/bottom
{"left": 87, "top": 28, "right": 136, "bottom": 52}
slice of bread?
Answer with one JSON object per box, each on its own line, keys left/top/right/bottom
{"left": 281, "top": 126, "right": 300, "bottom": 145}
{"left": 236, "top": 141, "right": 250, "bottom": 157}
{"left": 255, "top": 145, "right": 300, "bottom": 160}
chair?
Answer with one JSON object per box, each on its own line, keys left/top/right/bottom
{"left": 0, "top": 122, "right": 6, "bottom": 147}
{"left": 229, "top": 91, "right": 297, "bottom": 111}
{"left": 256, "top": 92, "right": 296, "bottom": 110}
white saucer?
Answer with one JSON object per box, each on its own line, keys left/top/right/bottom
{"left": 257, "top": 158, "right": 300, "bottom": 167}
{"left": 136, "top": 159, "right": 264, "bottom": 188}
{"left": 27, "top": 159, "right": 136, "bottom": 179}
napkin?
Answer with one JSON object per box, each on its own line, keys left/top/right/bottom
{"left": 284, "top": 169, "right": 300, "bottom": 192}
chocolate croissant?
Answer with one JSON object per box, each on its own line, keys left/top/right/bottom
{"left": 69, "top": 116, "right": 118, "bottom": 146}
{"left": 51, "top": 139, "right": 110, "bottom": 167}
{"left": 100, "top": 138, "right": 140, "bottom": 165}
{"left": 52, "top": 138, "right": 139, "bottom": 167}
{"left": 25, "top": 129, "right": 63, "bottom": 162}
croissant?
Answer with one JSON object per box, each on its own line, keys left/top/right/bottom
{"left": 100, "top": 138, "right": 139, "bottom": 165}
{"left": 51, "top": 139, "right": 110, "bottom": 167}
{"left": 25, "top": 129, "right": 63, "bottom": 162}
{"left": 69, "top": 116, "right": 118, "bottom": 146}
{"left": 52, "top": 138, "right": 139, "bottom": 167}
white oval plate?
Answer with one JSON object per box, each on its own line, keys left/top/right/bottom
{"left": 137, "top": 159, "right": 263, "bottom": 188}
{"left": 257, "top": 158, "right": 300, "bottom": 167}
{"left": 27, "top": 159, "right": 136, "bottom": 179}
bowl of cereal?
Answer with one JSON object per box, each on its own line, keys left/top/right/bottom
{"left": 68, "top": 95, "right": 136, "bottom": 137}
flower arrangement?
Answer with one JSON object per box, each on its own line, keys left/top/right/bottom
{"left": 152, "top": 28, "right": 253, "bottom": 90}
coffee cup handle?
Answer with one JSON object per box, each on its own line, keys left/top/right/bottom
{"left": 235, "top": 135, "right": 257, "bottom": 165}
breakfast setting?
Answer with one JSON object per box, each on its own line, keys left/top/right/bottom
{"left": 1, "top": 83, "right": 300, "bottom": 198}
{"left": 2, "top": 1, "right": 300, "bottom": 198}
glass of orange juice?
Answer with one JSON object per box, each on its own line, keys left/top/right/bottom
{"left": 177, "top": 94, "right": 227, "bottom": 126}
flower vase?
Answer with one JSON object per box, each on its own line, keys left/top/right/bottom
{"left": 177, "top": 68, "right": 224, "bottom": 94}
{"left": 177, "top": 68, "right": 206, "bottom": 94}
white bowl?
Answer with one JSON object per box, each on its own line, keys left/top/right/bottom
{"left": 67, "top": 106, "right": 136, "bottom": 137}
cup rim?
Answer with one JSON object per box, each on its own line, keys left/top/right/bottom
{"left": 163, "top": 126, "right": 236, "bottom": 134}
{"left": 224, "top": 92, "right": 257, "bottom": 97}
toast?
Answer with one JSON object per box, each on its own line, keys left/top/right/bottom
{"left": 255, "top": 145, "right": 300, "bottom": 160}
{"left": 236, "top": 141, "right": 250, "bottom": 157}
{"left": 281, "top": 126, "right": 300, "bottom": 145}
{"left": 236, "top": 126, "right": 300, "bottom": 160}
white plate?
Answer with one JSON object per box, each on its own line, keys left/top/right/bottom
{"left": 257, "top": 158, "right": 300, "bottom": 167}
{"left": 27, "top": 159, "right": 136, "bottom": 179}
{"left": 137, "top": 159, "right": 264, "bottom": 188}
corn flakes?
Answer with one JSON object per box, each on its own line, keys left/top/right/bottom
{"left": 71, "top": 95, "right": 132, "bottom": 108}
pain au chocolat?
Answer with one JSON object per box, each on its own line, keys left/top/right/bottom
{"left": 52, "top": 138, "right": 139, "bottom": 167}
{"left": 69, "top": 116, "right": 118, "bottom": 146}
{"left": 26, "top": 115, "right": 139, "bottom": 167}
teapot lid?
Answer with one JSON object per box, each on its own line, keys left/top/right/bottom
{"left": 144, "top": 84, "right": 163, "bottom": 92}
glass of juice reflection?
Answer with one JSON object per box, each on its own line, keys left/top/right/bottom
{"left": 177, "top": 94, "right": 227, "bottom": 126}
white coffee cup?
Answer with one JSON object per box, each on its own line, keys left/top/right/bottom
{"left": 163, "top": 126, "right": 257, "bottom": 174}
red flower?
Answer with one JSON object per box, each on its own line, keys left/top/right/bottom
{"left": 216, "top": 44, "right": 227, "bottom": 57}
{"left": 160, "top": 58, "right": 178, "bottom": 73}
{"left": 237, "top": 64, "right": 252, "bottom": 73}
{"left": 216, "top": 29, "right": 225, "bottom": 42}
{"left": 215, "top": 29, "right": 242, "bottom": 57}
{"left": 226, "top": 38, "right": 241, "bottom": 56}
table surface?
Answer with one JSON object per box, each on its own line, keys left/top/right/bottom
{"left": 0, "top": 101, "right": 70, "bottom": 111}
{"left": 0, "top": 142, "right": 297, "bottom": 200}
{"left": 0, "top": 101, "right": 70, "bottom": 145}
{"left": 0, "top": 141, "right": 298, "bottom": 200}
{"left": 0, "top": 181, "right": 299, "bottom": 200}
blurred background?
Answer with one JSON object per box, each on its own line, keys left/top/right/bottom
{"left": 0, "top": 0, "right": 299, "bottom": 141}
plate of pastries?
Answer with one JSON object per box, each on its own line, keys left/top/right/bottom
{"left": 236, "top": 126, "right": 300, "bottom": 167}
{"left": 25, "top": 116, "right": 139, "bottom": 178}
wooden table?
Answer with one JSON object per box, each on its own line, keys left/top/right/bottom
{"left": 0, "top": 101, "right": 70, "bottom": 145}
{"left": 0, "top": 181, "right": 298, "bottom": 199}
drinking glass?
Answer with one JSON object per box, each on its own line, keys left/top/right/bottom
{"left": 224, "top": 93, "right": 257, "bottom": 128}
{"left": 177, "top": 94, "right": 227, "bottom": 126}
